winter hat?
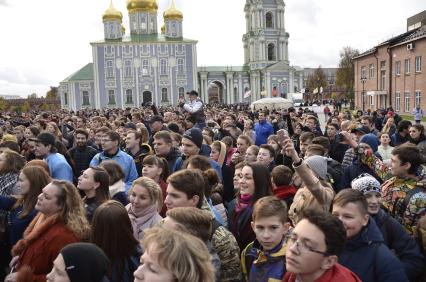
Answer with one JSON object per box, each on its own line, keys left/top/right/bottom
{"left": 359, "top": 133, "right": 379, "bottom": 153}
{"left": 351, "top": 173, "right": 381, "bottom": 195}
{"left": 61, "top": 242, "right": 109, "bottom": 282}
{"left": 304, "top": 155, "right": 328, "bottom": 180}
{"left": 183, "top": 128, "right": 203, "bottom": 148}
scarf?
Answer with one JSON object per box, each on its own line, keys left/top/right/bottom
{"left": 273, "top": 185, "right": 297, "bottom": 200}
{"left": 109, "top": 180, "right": 125, "bottom": 198}
{"left": 126, "top": 204, "right": 159, "bottom": 240}
{"left": 235, "top": 194, "right": 253, "bottom": 213}
{"left": 12, "top": 213, "right": 60, "bottom": 257}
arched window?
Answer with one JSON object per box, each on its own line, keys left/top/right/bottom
{"left": 268, "top": 43, "right": 275, "bottom": 61}
{"left": 178, "top": 87, "right": 185, "bottom": 97}
{"left": 126, "top": 89, "right": 133, "bottom": 104}
{"left": 266, "top": 12, "right": 273, "bottom": 28}
{"left": 161, "top": 88, "right": 168, "bottom": 102}
{"left": 234, "top": 87, "right": 238, "bottom": 103}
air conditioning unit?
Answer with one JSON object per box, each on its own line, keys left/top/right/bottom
{"left": 407, "top": 43, "right": 414, "bottom": 50}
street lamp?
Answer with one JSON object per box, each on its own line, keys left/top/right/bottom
{"left": 360, "top": 76, "right": 367, "bottom": 112}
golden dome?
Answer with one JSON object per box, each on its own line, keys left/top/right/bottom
{"left": 161, "top": 23, "right": 165, "bottom": 34}
{"left": 163, "top": 0, "right": 183, "bottom": 21}
{"left": 127, "top": 0, "right": 158, "bottom": 13}
{"left": 102, "top": 1, "right": 123, "bottom": 22}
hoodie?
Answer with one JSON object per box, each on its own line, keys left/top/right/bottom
{"left": 339, "top": 218, "right": 408, "bottom": 282}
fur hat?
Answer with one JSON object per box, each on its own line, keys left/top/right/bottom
{"left": 351, "top": 173, "right": 381, "bottom": 195}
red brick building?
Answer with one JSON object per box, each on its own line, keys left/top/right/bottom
{"left": 353, "top": 11, "right": 426, "bottom": 115}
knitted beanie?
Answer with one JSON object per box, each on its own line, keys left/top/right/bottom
{"left": 359, "top": 133, "right": 379, "bottom": 153}
{"left": 183, "top": 128, "right": 203, "bottom": 149}
{"left": 351, "top": 173, "right": 381, "bottom": 195}
{"left": 61, "top": 243, "right": 109, "bottom": 282}
{"left": 304, "top": 155, "right": 328, "bottom": 180}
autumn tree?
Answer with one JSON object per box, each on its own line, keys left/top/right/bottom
{"left": 306, "top": 66, "right": 328, "bottom": 101}
{"left": 46, "top": 86, "right": 59, "bottom": 99}
{"left": 336, "top": 47, "right": 359, "bottom": 99}
{"left": 0, "top": 97, "right": 7, "bottom": 111}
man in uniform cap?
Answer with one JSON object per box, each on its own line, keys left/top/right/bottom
{"left": 180, "top": 90, "right": 206, "bottom": 130}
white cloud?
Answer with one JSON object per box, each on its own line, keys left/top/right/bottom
{"left": 0, "top": 0, "right": 425, "bottom": 97}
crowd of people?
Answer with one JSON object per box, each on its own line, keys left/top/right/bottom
{"left": 0, "top": 89, "right": 425, "bottom": 282}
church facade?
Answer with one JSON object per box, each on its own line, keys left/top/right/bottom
{"left": 59, "top": 0, "right": 311, "bottom": 110}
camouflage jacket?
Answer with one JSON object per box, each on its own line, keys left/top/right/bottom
{"left": 201, "top": 198, "right": 242, "bottom": 282}
{"left": 360, "top": 151, "right": 426, "bottom": 235}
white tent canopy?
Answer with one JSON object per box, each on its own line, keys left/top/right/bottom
{"left": 250, "top": 97, "right": 294, "bottom": 111}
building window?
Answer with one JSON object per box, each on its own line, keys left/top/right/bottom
{"left": 82, "top": 91, "right": 90, "bottom": 105}
{"left": 177, "top": 58, "right": 184, "bottom": 74}
{"left": 361, "top": 66, "right": 366, "bottom": 78}
{"left": 234, "top": 86, "right": 238, "bottom": 102}
{"left": 126, "top": 89, "right": 133, "bottom": 104}
{"left": 267, "top": 43, "right": 275, "bottom": 61}
{"left": 108, "top": 89, "right": 116, "bottom": 105}
{"left": 380, "top": 61, "right": 386, "bottom": 69}
{"left": 265, "top": 12, "right": 273, "bottom": 28}
{"left": 178, "top": 87, "right": 184, "bottom": 98}
{"left": 395, "top": 61, "right": 401, "bottom": 76}
{"left": 380, "top": 70, "right": 386, "bottom": 91}
{"left": 124, "top": 60, "right": 132, "bottom": 77}
{"left": 160, "top": 59, "right": 167, "bottom": 75}
{"left": 405, "top": 59, "right": 411, "bottom": 74}
{"left": 415, "top": 91, "right": 421, "bottom": 108}
{"left": 369, "top": 95, "right": 374, "bottom": 106}
{"left": 404, "top": 91, "right": 410, "bottom": 112}
{"left": 63, "top": 92, "right": 68, "bottom": 105}
{"left": 161, "top": 88, "right": 168, "bottom": 102}
{"left": 142, "top": 59, "right": 149, "bottom": 76}
{"left": 395, "top": 91, "right": 400, "bottom": 112}
{"left": 106, "top": 60, "right": 114, "bottom": 78}
{"left": 369, "top": 64, "right": 375, "bottom": 78}
{"left": 415, "top": 56, "right": 422, "bottom": 72}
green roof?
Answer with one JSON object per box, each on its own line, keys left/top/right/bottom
{"left": 91, "top": 34, "right": 197, "bottom": 44}
{"left": 63, "top": 63, "right": 93, "bottom": 82}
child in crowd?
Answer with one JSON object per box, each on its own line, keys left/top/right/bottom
{"left": 271, "top": 165, "right": 296, "bottom": 208}
{"left": 241, "top": 196, "right": 290, "bottom": 282}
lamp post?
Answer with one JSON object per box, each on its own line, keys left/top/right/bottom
{"left": 360, "top": 76, "right": 367, "bottom": 112}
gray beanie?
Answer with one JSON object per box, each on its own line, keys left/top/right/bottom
{"left": 304, "top": 155, "right": 328, "bottom": 180}
{"left": 351, "top": 173, "right": 381, "bottom": 195}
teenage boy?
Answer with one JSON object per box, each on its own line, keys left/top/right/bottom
{"left": 332, "top": 189, "right": 408, "bottom": 282}
{"left": 241, "top": 196, "right": 291, "bottom": 282}
{"left": 283, "top": 209, "right": 360, "bottom": 282}
{"left": 350, "top": 174, "right": 424, "bottom": 281}
{"left": 299, "top": 132, "right": 315, "bottom": 158}
{"left": 165, "top": 169, "right": 241, "bottom": 282}
{"left": 271, "top": 165, "right": 297, "bottom": 208}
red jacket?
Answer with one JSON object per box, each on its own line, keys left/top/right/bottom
{"left": 283, "top": 263, "right": 361, "bottom": 282}
{"left": 12, "top": 214, "right": 80, "bottom": 282}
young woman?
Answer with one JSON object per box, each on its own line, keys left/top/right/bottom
{"left": 0, "top": 149, "right": 26, "bottom": 196}
{"left": 242, "top": 119, "right": 256, "bottom": 143}
{"left": 244, "top": 145, "right": 259, "bottom": 163}
{"left": 381, "top": 117, "right": 396, "bottom": 136}
{"left": 21, "top": 126, "right": 40, "bottom": 161}
{"left": 77, "top": 167, "right": 110, "bottom": 223}
{"left": 126, "top": 177, "right": 163, "bottom": 241}
{"left": 141, "top": 155, "right": 169, "bottom": 216}
{"left": 7, "top": 180, "right": 89, "bottom": 281}
{"left": 377, "top": 133, "right": 394, "bottom": 163}
{"left": 229, "top": 162, "right": 273, "bottom": 251}
{"left": 99, "top": 160, "right": 129, "bottom": 206}
{"left": 0, "top": 166, "right": 51, "bottom": 280}
{"left": 267, "top": 135, "right": 284, "bottom": 165}
{"left": 92, "top": 200, "right": 142, "bottom": 282}
{"left": 408, "top": 124, "right": 426, "bottom": 159}
{"left": 231, "top": 135, "right": 253, "bottom": 165}
{"left": 134, "top": 227, "right": 215, "bottom": 282}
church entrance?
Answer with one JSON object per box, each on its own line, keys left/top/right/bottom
{"left": 207, "top": 81, "right": 224, "bottom": 104}
{"left": 142, "top": 91, "right": 152, "bottom": 106}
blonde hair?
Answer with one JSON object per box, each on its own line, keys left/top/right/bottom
{"left": 130, "top": 177, "right": 163, "bottom": 211}
{"left": 142, "top": 227, "right": 215, "bottom": 282}
{"left": 51, "top": 180, "right": 90, "bottom": 240}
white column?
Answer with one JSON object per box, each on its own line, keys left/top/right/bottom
{"left": 239, "top": 74, "right": 243, "bottom": 103}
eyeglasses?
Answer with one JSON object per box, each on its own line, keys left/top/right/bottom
{"left": 286, "top": 234, "right": 329, "bottom": 256}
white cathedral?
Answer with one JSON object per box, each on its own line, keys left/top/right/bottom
{"left": 59, "top": 0, "right": 307, "bottom": 110}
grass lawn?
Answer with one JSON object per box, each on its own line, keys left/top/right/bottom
{"left": 400, "top": 114, "right": 426, "bottom": 122}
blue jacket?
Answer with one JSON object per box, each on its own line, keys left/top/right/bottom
{"left": 46, "top": 153, "right": 74, "bottom": 182}
{"left": 90, "top": 150, "right": 138, "bottom": 193}
{"left": 0, "top": 196, "right": 37, "bottom": 247}
{"left": 339, "top": 218, "right": 408, "bottom": 282}
{"left": 255, "top": 121, "right": 274, "bottom": 145}
{"left": 241, "top": 239, "right": 286, "bottom": 282}
{"left": 372, "top": 209, "right": 424, "bottom": 281}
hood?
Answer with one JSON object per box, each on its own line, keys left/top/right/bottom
{"left": 345, "top": 217, "right": 384, "bottom": 250}
{"left": 200, "top": 143, "right": 211, "bottom": 157}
